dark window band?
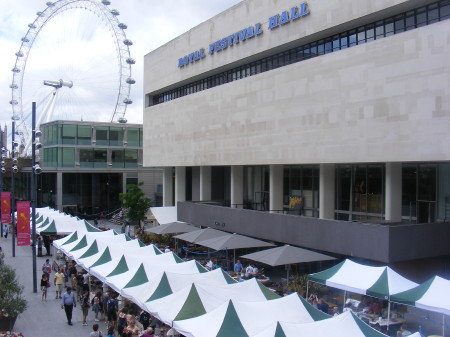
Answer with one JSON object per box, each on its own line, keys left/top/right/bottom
{"left": 151, "top": 0, "right": 450, "bottom": 106}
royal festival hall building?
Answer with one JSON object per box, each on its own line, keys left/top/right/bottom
{"left": 143, "top": 0, "right": 450, "bottom": 279}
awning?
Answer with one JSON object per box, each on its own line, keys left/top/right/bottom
{"left": 150, "top": 206, "right": 178, "bottom": 225}
{"left": 240, "top": 245, "right": 336, "bottom": 266}
{"left": 174, "top": 227, "right": 230, "bottom": 243}
{"left": 196, "top": 233, "right": 275, "bottom": 250}
{"left": 146, "top": 222, "right": 199, "bottom": 235}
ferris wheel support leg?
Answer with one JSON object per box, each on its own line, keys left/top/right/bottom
{"left": 24, "top": 89, "right": 58, "bottom": 154}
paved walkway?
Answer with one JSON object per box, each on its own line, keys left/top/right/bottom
{"left": 0, "top": 220, "right": 122, "bottom": 337}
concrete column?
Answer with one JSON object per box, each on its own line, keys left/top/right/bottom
{"left": 270, "top": 165, "right": 283, "bottom": 212}
{"left": 200, "top": 166, "right": 211, "bottom": 201}
{"left": 122, "top": 173, "right": 127, "bottom": 195}
{"left": 163, "top": 167, "right": 174, "bottom": 206}
{"left": 231, "top": 166, "right": 243, "bottom": 208}
{"left": 319, "top": 164, "right": 335, "bottom": 220}
{"left": 56, "top": 171, "right": 63, "bottom": 211}
{"left": 385, "top": 162, "right": 402, "bottom": 222}
{"left": 175, "top": 166, "right": 186, "bottom": 204}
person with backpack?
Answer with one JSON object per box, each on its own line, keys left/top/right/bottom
{"left": 107, "top": 296, "right": 118, "bottom": 329}
{"left": 139, "top": 310, "right": 151, "bottom": 330}
{"left": 117, "top": 307, "right": 128, "bottom": 336}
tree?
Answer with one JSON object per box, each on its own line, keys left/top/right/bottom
{"left": 119, "top": 182, "right": 152, "bottom": 224}
{"left": 0, "top": 257, "right": 27, "bottom": 318}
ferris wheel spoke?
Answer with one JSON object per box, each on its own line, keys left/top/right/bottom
{"left": 10, "top": 0, "right": 134, "bottom": 154}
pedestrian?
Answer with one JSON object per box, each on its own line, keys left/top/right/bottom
{"left": 117, "top": 307, "right": 128, "bottom": 336}
{"left": 42, "top": 258, "right": 52, "bottom": 278}
{"left": 234, "top": 260, "right": 243, "bottom": 274}
{"left": 83, "top": 271, "right": 90, "bottom": 293}
{"left": 3, "top": 223, "right": 8, "bottom": 239}
{"left": 139, "top": 310, "right": 151, "bottom": 330}
{"left": 90, "top": 323, "right": 104, "bottom": 337}
{"left": 36, "top": 235, "right": 43, "bottom": 257}
{"left": 141, "top": 328, "right": 154, "bottom": 337}
{"left": 43, "top": 235, "right": 51, "bottom": 256}
{"left": 102, "top": 291, "right": 110, "bottom": 324}
{"left": 81, "top": 289, "right": 90, "bottom": 326}
{"left": 54, "top": 268, "right": 65, "bottom": 299}
{"left": 71, "top": 273, "right": 78, "bottom": 295}
{"left": 40, "top": 273, "right": 49, "bottom": 301}
{"left": 94, "top": 218, "right": 99, "bottom": 228}
{"left": 106, "top": 326, "right": 115, "bottom": 337}
{"left": 92, "top": 291, "right": 102, "bottom": 322}
{"left": 106, "top": 296, "right": 118, "bottom": 329}
{"left": 61, "top": 287, "right": 77, "bottom": 325}
{"left": 76, "top": 272, "right": 84, "bottom": 301}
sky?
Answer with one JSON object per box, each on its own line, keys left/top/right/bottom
{"left": 0, "top": 0, "right": 242, "bottom": 143}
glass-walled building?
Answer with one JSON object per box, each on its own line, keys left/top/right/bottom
{"left": 39, "top": 120, "right": 162, "bottom": 216}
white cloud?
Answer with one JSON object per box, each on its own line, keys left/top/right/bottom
{"left": 0, "top": 0, "right": 241, "bottom": 141}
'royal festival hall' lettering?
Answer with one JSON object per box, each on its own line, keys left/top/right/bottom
{"left": 208, "top": 23, "right": 263, "bottom": 55}
{"left": 268, "top": 3, "right": 310, "bottom": 30}
{"left": 178, "top": 48, "right": 206, "bottom": 68}
{"left": 178, "top": 2, "right": 310, "bottom": 68}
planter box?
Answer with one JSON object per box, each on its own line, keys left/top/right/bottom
{"left": 0, "top": 316, "right": 17, "bottom": 331}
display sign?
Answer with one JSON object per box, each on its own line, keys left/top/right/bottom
{"left": 1, "top": 192, "right": 11, "bottom": 224}
{"left": 178, "top": 2, "right": 310, "bottom": 68}
{"left": 17, "top": 201, "right": 30, "bottom": 246}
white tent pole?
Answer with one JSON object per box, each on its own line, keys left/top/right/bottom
{"left": 443, "top": 314, "right": 445, "bottom": 337}
{"left": 343, "top": 290, "right": 347, "bottom": 308}
{"left": 387, "top": 302, "right": 391, "bottom": 332}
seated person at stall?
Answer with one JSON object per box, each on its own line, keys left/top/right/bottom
{"left": 368, "top": 300, "right": 382, "bottom": 315}
{"left": 317, "top": 298, "right": 329, "bottom": 314}
{"left": 396, "top": 324, "right": 412, "bottom": 337}
{"left": 343, "top": 302, "right": 353, "bottom": 313}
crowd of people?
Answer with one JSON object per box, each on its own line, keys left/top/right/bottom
{"left": 42, "top": 252, "right": 182, "bottom": 336}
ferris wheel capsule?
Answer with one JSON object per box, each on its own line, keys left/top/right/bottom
{"left": 46, "top": 2, "right": 54, "bottom": 7}
{"left": 21, "top": 37, "right": 30, "bottom": 43}
{"left": 118, "top": 23, "right": 127, "bottom": 29}
{"left": 123, "top": 39, "right": 133, "bottom": 46}
{"left": 123, "top": 98, "right": 133, "bottom": 104}
{"left": 101, "top": 0, "right": 111, "bottom": 5}
{"left": 126, "top": 78, "right": 135, "bottom": 84}
{"left": 12, "top": 67, "right": 20, "bottom": 73}
{"left": 10, "top": 100, "right": 18, "bottom": 105}
{"left": 10, "top": 84, "right": 18, "bottom": 89}
{"left": 110, "top": 9, "right": 120, "bottom": 16}
{"left": 28, "top": 23, "right": 37, "bottom": 29}
{"left": 37, "top": 11, "right": 44, "bottom": 16}
{"left": 126, "top": 58, "right": 135, "bottom": 64}
{"left": 15, "top": 51, "right": 24, "bottom": 57}
{"left": 118, "top": 117, "right": 127, "bottom": 123}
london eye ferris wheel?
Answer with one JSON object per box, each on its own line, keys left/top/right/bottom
{"left": 10, "top": 0, "right": 135, "bottom": 154}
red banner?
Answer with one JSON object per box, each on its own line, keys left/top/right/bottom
{"left": 1, "top": 192, "right": 11, "bottom": 224}
{"left": 17, "top": 201, "right": 30, "bottom": 246}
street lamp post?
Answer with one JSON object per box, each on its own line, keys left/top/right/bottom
{"left": 11, "top": 119, "right": 17, "bottom": 257}
{"left": 31, "top": 101, "right": 42, "bottom": 293}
